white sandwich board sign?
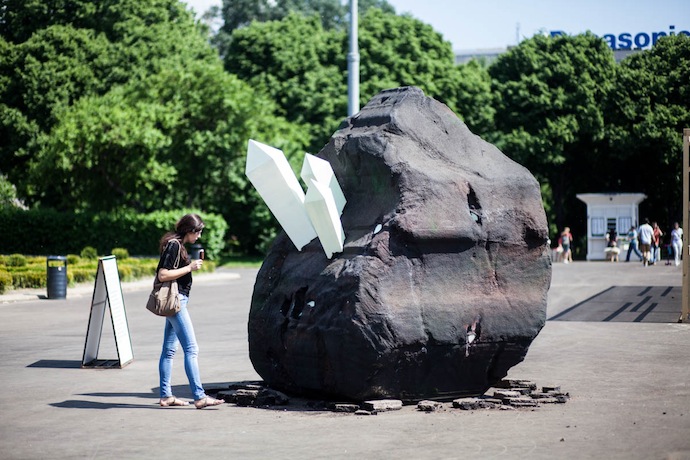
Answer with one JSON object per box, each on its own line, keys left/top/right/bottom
{"left": 82, "top": 256, "right": 134, "bottom": 368}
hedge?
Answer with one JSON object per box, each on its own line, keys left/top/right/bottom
{"left": 0, "top": 270, "right": 11, "bottom": 294}
{"left": 0, "top": 209, "right": 228, "bottom": 259}
{"left": 0, "top": 255, "right": 215, "bottom": 292}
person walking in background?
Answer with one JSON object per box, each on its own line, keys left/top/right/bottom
{"left": 638, "top": 218, "right": 654, "bottom": 267}
{"left": 671, "top": 222, "right": 684, "bottom": 267}
{"left": 625, "top": 225, "right": 643, "bottom": 262}
{"left": 560, "top": 227, "right": 573, "bottom": 263}
{"left": 651, "top": 222, "right": 664, "bottom": 265}
{"left": 156, "top": 213, "right": 224, "bottom": 409}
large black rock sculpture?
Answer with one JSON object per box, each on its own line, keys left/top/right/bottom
{"left": 248, "top": 86, "right": 551, "bottom": 402}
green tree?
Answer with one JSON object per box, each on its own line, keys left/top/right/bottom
{"left": 0, "top": 174, "right": 25, "bottom": 209}
{"left": 225, "top": 8, "right": 477, "bottom": 151}
{"left": 225, "top": 13, "right": 345, "bottom": 148}
{"left": 356, "top": 9, "right": 464, "bottom": 118}
{"left": 31, "top": 55, "right": 308, "bottom": 253}
{"left": 211, "top": 0, "right": 394, "bottom": 58}
{"left": 0, "top": 0, "right": 218, "bottom": 199}
{"left": 0, "top": 0, "right": 97, "bottom": 44}
{"left": 216, "top": 0, "right": 394, "bottom": 34}
{"left": 454, "top": 59, "right": 495, "bottom": 136}
{"left": 1, "top": 0, "right": 310, "bottom": 254}
{"left": 604, "top": 35, "right": 690, "bottom": 227}
{"left": 489, "top": 33, "right": 617, "bottom": 238}
{"left": 0, "top": 26, "right": 113, "bottom": 189}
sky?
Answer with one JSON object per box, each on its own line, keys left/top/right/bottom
{"left": 183, "top": 0, "right": 690, "bottom": 51}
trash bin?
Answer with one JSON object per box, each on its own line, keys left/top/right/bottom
{"left": 46, "top": 255, "right": 67, "bottom": 299}
{"left": 189, "top": 244, "right": 204, "bottom": 260}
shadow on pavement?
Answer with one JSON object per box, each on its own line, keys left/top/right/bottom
{"left": 549, "top": 285, "right": 681, "bottom": 323}
{"left": 50, "top": 400, "right": 159, "bottom": 410}
{"left": 27, "top": 360, "right": 82, "bottom": 369}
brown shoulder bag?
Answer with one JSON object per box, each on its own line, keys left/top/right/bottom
{"left": 146, "top": 241, "right": 181, "bottom": 316}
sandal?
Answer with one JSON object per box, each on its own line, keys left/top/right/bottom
{"left": 160, "top": 396, "right": 190, "bottom": 407}
{"left": 194, "top": 396, "right": 224, "bottom": 409}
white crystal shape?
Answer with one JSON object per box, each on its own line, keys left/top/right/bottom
{"left": 304, "top": 178, "right": 345, "bottom": 259}
{"left": 301, "top": 153, "right": 346, "bottom": 215}
{"left": 245, "top": 140, "right": 317, "bottom": 250}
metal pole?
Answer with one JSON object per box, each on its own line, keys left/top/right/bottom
{"left": 681, "top": 128, "right": 690, "bottom": 321}
{"left": 347, "top": 0, "right": 360, "bottom": 117}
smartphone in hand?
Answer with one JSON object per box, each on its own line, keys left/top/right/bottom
{"left": 199, "top": 249, "right": 205, "bottom": 260}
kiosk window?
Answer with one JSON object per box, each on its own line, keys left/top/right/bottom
{"left": 591, "top": 217, "right": 605, "bottom": 236}
{"left": 607, "top": 217, "right": 617, "bottom": 232}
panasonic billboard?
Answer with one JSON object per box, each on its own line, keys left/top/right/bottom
{"left": 550, "top": 25, "right": 690, "bottom": 50}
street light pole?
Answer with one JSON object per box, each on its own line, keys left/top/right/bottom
{"left": 347, "top": 0, "right": 360, "bottom": 117}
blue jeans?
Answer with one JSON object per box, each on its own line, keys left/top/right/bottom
{"left": 159, "top": 295, "right": 206, "bottom": 400}
{"left": 626, "top": 241, "right": 642, "bottom": 261}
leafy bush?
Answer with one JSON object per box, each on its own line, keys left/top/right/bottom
{"left": 76, "top": 260, "right": 99, "bottom": 273}
{"left": 200, "top": 260, "right": 216, "bottom": 273}
{"left": 11, "top": 269, "right": 47, "bottom": 289}
{"left": 0, "top": 249, "right": 215, "bottom": 291}
{"left": 111, "top": 248, "right": 129, "bottom": 260}
{"left": 71, "top": 268, "right": 95, "bottom": 284}
{"left": 128, "top": 259, "right": 158, "bottom": 279}
{"left": 117, "top": 265, "right": 133, "bottom": 281}
{"left": 0, "top": 270, "right": 12, "bottom": 294}
{"left": 80, "top": 247, "right": 98, "bottom": 259}
{"left": 7, "top": 254, "right": 27, "bottom": 267}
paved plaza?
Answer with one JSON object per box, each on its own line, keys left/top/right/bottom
{"left": 1, "top": 261, "right": 690, "bottom": 459}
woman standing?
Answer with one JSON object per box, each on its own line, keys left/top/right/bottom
{"left": 671, "top": 222, "right": 684, "bottom": 267}
{"left": 560, "top": 227, "right": 574, "bottom": 263}
{"left": 651, "top": 222, "right": 664, "bottom": 265}
{"left": 157, "top": 213, "right": 223, "bottom": 409}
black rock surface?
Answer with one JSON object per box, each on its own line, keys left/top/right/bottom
{"left": 248, "top": 86, "right": 551, "bottom": 402}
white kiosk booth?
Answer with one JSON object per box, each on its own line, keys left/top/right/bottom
{"left": 576, "top": 193, "right": 647, "bottom": 261}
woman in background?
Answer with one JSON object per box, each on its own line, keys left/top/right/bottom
{"left": 560, "top": 227, "right": 573, "bottom": 263}
{"left": 651, "top": 222, "right": 663, "bottom": 265}
{"left": 671, "top": 222, "right": 684, "bottom": 267}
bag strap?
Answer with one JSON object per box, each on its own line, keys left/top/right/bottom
{"left": 170, "top": 240, "right": 182, "bottom": 270}
{"left": 156, "top": 240, "right": 182, "bottom": 283}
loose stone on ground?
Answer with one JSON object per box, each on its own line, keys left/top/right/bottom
{"left": 206, "top": 379, "right": 568, "bottom": 414}
{"left": 454, "top": 379, "right": 570, "bottom": 410}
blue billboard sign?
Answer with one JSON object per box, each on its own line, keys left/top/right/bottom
{"left": 550, "top": 25, "right": 690, "bottom": 50}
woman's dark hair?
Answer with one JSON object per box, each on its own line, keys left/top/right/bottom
{"left": 159, "top": 213, "right": 205, "bottom": 262}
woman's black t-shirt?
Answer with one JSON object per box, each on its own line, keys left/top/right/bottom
{"left": 156, "top": 240, "right": 192, "bottom": 296}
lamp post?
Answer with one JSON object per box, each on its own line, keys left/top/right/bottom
{"left": 347, "top": 0, "right": 359, "bottom": 117}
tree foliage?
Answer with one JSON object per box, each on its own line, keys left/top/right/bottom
{"left": 0, "top": 0, "right": 219, "bottom": 194}
{"left": 225, "top": 13, "right": 345, "bottom": 148}
{"left": 0, "top": 0, "right": 308, "bottom": 254}
{"left": 211, "top": 0, "right": 394, "bottom": 59}
{"left": 216, "top": 0, "right": 394, "bottom": 35}
{"left": 224, "top": 8, "right": 485, "bottom": 151}
{"left": 356, "top": 9, "right": 460, "bottom": 109}
{"left": 605, "top": 35, "right": 690, "bottom": 226}
{"left": 489, "top": 33, "right": 618, "bottom": 236}
{"left": 454, "top": 60, "right": 496, "bottom": 136}
{"left": 2, "top": 0, "right": 689, "bottom": 257}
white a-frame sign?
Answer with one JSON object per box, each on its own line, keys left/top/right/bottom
{"left": 82, "top": 256, "right": 134, "bottom": 368}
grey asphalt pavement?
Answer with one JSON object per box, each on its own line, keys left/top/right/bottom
{"left": 2, "top": 261, "right": 690, "bottom": 460}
